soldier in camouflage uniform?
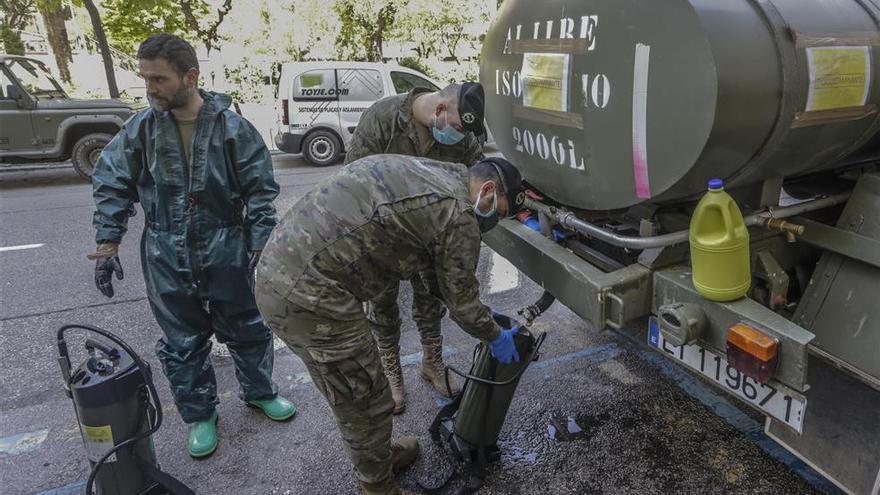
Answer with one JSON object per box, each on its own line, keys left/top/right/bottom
{"left": 254, "top": 154, "right": 525, "bottom": 495}
{"left": 344, "top": 82, "right": 487, "bottom": 413}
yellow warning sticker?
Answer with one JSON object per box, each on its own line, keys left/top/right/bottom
{"left": 521, "top": 53, "right": 570, "bottom": 112}
{"left": 806, "top": 46, "right": 872, "bottom": 112}
{"left": 82, "top": 424, "right": 116, "bottom": 462}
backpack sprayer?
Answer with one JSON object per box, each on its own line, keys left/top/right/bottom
{"left": 428, "top": 292, "right": 555, "bottom": 492}
{"left": 57, "top": 324, "right": 194, "bottom": 495}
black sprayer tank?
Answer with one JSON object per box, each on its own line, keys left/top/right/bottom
{"left": 480, "top": 0, "right": 880, "bottom": 210}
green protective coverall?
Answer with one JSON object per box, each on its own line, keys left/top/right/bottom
{"left": 254, "top": 155, "right": 501, "bottom": 487}
{"left": 92, "top": 90, "right": 280, "bottom": 423}
{"left": 344, "top": 87, "right": 484, "bottom": 354}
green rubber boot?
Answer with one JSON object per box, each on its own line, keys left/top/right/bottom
{"left": 188, "top": 410, "right": 219, "bottom": 458}
{"left": 247, "top": 395, "right": 297, "bottom": 421}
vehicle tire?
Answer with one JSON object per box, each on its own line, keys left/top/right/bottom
{"left": 302, "top": 130, "right": 342, "bottom": 167}
{"left": 71, "top": 133, "right": 113, "bottom": 179}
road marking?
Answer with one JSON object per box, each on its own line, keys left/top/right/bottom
{"left": 0, "top": 429, "right": 49, "bottom": 457}
{"left": 400, "top": 348, "right": 458, "bottom": 367}
{"left": 531, "top": 342, "right": 621, "bottom": 370}
{"left": 0, "top": 243, "right": 44, "bottom": 252}
{"left": 489, "top": 251, "right": 520, "bottom": 294}
{"left": 35, "top": 481, "right": 86, "bottom": 495}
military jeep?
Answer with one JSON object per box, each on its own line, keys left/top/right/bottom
{"left": 0, "top": 55, "right": 138, "bottom": 178}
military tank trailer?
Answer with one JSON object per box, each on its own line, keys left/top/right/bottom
{"left": 479, "top": 1, "right": 880, "bottom": 493}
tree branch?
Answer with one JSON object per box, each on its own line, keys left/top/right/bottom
{"left": 179, "top": 0, "right": 233, "bottom": 53}
{"left": 1, "top": 0, "right": 36, "bottom": 30}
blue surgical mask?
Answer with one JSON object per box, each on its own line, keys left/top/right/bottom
{"left": 432, "top": 110, "right": 466, "bottom": 146}
{"left": 473, "top": 188, "right": 499, "bottom": 233}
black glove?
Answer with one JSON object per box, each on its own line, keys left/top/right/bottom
{"left": 95, "top": 255, "right": 124, "bottom": 298}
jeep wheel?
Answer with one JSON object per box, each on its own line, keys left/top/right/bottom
{"left": 302, "top": 130, "right": 342, "bottom": 167}
{"left": 71, "top": 133, "right": 113, "bottom": 179}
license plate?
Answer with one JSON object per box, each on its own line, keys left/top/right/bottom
{"left": 648, "top": 317, "right": 807, "bottom": 433}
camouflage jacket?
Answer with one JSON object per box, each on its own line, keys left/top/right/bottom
{"left": 258, "top": 154, "right": 501, "bottom": 342}
{"left": 344, "top": 87, "right": 484, "bottom": 166}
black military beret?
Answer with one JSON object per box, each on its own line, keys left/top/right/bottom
{"left": 480, "top": 157, "right": 525, "bottom": 217}
{"left": 459, "top": 82, "right": 486, "bottom": 137}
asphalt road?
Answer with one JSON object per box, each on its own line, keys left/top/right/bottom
{"left": 0, "top": 156, "right": 839, "bottom": 495}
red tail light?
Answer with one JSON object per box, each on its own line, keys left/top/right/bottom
{"left": 282, "top": 99, "right": 289, "bottom": 125}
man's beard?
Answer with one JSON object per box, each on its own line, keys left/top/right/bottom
{"left": 148, "top": 86, "right": 191, "bottom": 111}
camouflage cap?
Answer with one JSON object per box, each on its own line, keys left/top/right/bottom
{"left": 480, "top": 157, "right": 525, "bottom": 217}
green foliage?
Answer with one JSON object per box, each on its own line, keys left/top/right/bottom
{"left": 101, "top": 0, "right": 205, "bottom": 55}
{"left": 333, "top": 0, "right": 400, "bottom": 62}
{"left": 223, "top": 57, "right": 270, "bottom": 103}
{"left": 440, "top": 60, "right": 480, "bottom": 85}
{"left": 390, "top": 0, "right": 488, "bottom": 67}
{"left": 397, "top": 56, "right": 437, "bottom": 79}
{"left": 0, "top": 25, "right": 26, "bottom": 55}
{"left": 179, "top": 0, "right": 233, "bottom": 54}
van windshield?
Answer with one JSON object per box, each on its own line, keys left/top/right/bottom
{"left": 391, "top": 71, "right": 439, "bottom": 94}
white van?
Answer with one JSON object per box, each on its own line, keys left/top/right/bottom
{"left": 273, "top": 61, "right": 442, "bottom": 166}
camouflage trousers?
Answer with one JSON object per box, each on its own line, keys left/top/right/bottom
{"left": 367, "top": 272, "right": 447, "bottom": 352}
{"left": 255, "top": 283, "right": 395, "bottom": 486}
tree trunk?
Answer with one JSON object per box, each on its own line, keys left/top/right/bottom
{"left": 81, "top": 0, "right": 119, "bottom": 98}
{"left": 39, "top": 6, "right": 73, "bottom": 84}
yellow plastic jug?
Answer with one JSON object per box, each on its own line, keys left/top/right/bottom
{"left": 689, "top": 179, "right": 751, "bottom": 302}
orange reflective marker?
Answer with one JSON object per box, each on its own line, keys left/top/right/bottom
{"left": 726, "top": 323, "right": 779, "bottom": 383}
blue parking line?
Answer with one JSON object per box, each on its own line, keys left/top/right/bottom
{"left": 400, "top": 347, "right": 458, "bottom": 367}
{"left": 637, "top": 349, "right": 843, "bottom": 495}
{"left": 531, "top": 342, "right": 621, "bottom": 370}
{"left": 34, "top": 480, "right": 85, "bottom": 495}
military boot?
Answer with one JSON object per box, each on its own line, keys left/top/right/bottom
{"left": 419, "top": 336, "right": 459, "bottom": 397}
{"left": 380, "top": 346, "right": 406, "bottom": 414}
{"left": 391, "top": 436, "right": 420, "bottom": 472}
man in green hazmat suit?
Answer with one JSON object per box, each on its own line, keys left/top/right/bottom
{"left": 344, "top": 82, "right": 487, "bottom": 413}
{"left": 88, "top": 33, "right": 295, "bottom": 458}
{"left": 255, "top": 154, "right": 526, "bottom": 495}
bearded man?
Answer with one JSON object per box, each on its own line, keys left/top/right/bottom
{"left": 88, "top": 33, "right": 296, "bottom": 458}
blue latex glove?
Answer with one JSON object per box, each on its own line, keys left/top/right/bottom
{"left": 489, "top": 328, "right": 521, "bottom": 364}
{"left": 523, "top": 216, "right": 569, "bottom": 242}
{"left": 524, "top": 216, "right": 541, "bottom": 232}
